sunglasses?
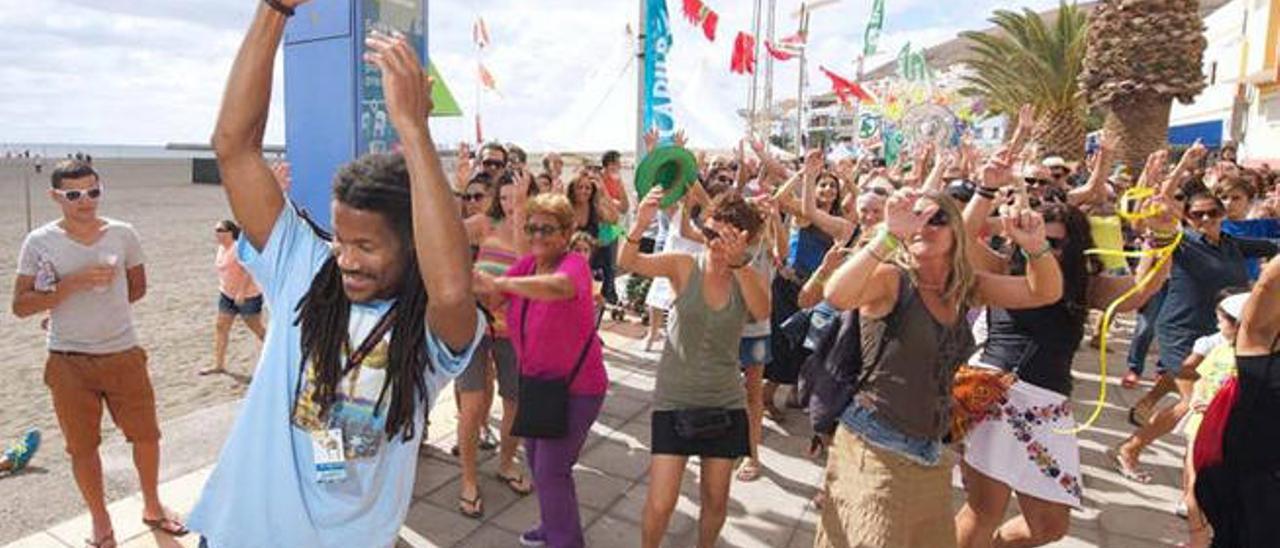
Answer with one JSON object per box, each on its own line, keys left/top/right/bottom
{"left": 53, "top": 186, "right": 103, "bottom": 202}
{"left": 713, "top": 175, "right": 734, "bottom": 184}
{"left": 925, "top": 209, "right": 950, "bottom": 227}
{"left": 1188, "top": 208, "right": 1223, "bottom": 221}
{"left": 860, "top": 187, "right": 890, "bottom": 198}
{"left": 523, "top": 223, "right": 561, "bottom": 237}
{"left": 1046, "top": 236, "right": 1067, "bottom": 250}
{"left": 459, "top": 192, "right": 486, "bottom": 202}
{"left": 482, "top": 159, "right": 506, "bottom": 169}
{"left": 1024, "top": 177, "right": 1051, "bottom": 187}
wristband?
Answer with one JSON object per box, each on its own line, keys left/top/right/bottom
{"left": 1022, "top": 242, "right": 1053, "bottom": 261}
{"left": 875, "top": 225, "right": 902, "bottom": 252}
{"left": 975, "top": 186, "right": 999, "bottom": 200}
{"left": 264, "top": 0, "right": 295, "bottom": 17}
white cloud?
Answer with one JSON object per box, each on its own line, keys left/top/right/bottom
{"left": 0, "top": 0, "right": 1065, "bottom": 151}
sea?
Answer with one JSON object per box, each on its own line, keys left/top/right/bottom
{"left": 0, "top": 143, "right": 285, "bottom": 161}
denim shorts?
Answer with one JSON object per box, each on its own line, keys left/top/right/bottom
{"left": 839, "top": 403, "right": 943, "bottom": 467}
{"left": 739, "top": 336, "right": 772, "bottom": 367}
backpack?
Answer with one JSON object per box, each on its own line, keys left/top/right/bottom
{"left": 800, "top": 301, "right": 902, "bottom": 436}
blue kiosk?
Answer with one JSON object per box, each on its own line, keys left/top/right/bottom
{"left": 282, "top": 0, "right": 427, "bottom": 229}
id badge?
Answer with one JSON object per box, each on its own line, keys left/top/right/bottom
{"left": 311, "top": 428, "right": 348, "bottom": 483}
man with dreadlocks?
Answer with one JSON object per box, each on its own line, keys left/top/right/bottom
{"left": 185, "top": 2, "right": 484, "bottom": 546}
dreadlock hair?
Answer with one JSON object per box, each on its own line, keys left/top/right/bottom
{"left": 294, "top": 153, "right": 431, "bottom": 442}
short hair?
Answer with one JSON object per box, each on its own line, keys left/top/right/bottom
{"left": 542, "top": 153, "right": 561, "bottom": 172}
{"left": 480, "top": 142, "right": 508, "bottom": 162}
{"left": 601, "top": 150, "right": 622, "bottom": 168}
{"left": 709, "top": 191, "right": 765, "bottom": 240}
{"left": 506, "top": 144, "right": 527, "bottom": 165}
{"left": 525, "top": 193, "right": 575, "bottom": 231}
{"left": 1215, "top": 176, "right": 1256, "bottom": 200}
{"left": 1184, "top": 191, "right": 1225, "bottom": 214}
{"left": 50, "top": 159, "right": 98, "bottom": 189}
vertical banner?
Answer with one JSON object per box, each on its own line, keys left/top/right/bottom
{"left": 863, "top": 0, "right": 884, "bottom": 57}
{"left": 644, "top": 0, "right": 676, "bottom": 144}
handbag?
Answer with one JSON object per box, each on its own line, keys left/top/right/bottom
{"left": 510, "top": 300, "right": 601, "bottom": 439}
{"left": 1193, "top": 375, "right": 1239, "bottom": 472}
{"left": 673, "top": 408, "right": 734, "bottom": 440}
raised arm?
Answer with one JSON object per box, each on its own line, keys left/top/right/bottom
{"left": 974, "top": 206, "right": 1063, "bottom": 309}
{"left": 1067, "top": 132, "right": 1115, "bottom": 207}
{"left": 824, "top": 189, "right": 933, "bottom": 313}
{"left": 799, "top": 150, "right": 856, "bottom": 242}
{"left": 1238, "top": 256, "right": 1280, "bottom": 355}
{"left": 366, "top": 33, "right": 477, "bottom": 349}
{"left": 211, "top": 2, "right": 300, "bottom": 250}
{"left": 619, "top": 189, "right": 693, "bottom": 286}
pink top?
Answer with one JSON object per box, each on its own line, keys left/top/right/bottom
{"left": 216, "top": 244, "right": 261, "bottom": 299}
{"left": 506, "top": 253, "right": 606, "bottom": 396}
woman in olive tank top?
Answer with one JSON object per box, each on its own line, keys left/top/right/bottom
{"left": 817, "top": 184, "right": 1064, "bottom": 548}
{"left": 619, "top": 189, "right": 771, "bottom": 548}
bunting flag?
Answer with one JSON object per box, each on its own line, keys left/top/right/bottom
{"left": 477, "top": 62, "right": 499, "bottom": 93}
{"left": 897, "top": 42, "right": 932, "bottom": 82}
{"left": 863, "top": 0, "right": 884, "bottom": 56}
{"left": 681, "top": 0, "right": 719, "bottom": 41}
{"left": 764, "top": 40, "right": 798, "bottom": 61}
{"left": 472, "top": 16, "right": 490, "bottom": 49}
{"left": 730, "top": 32, "right": 757, "bottom": 75}
{"left": 819, "top": 66, "right": 874, "bottom": 105}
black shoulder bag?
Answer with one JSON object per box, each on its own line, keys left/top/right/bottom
{"left": 510, "top": 300, "right": 601, "bottom": 439}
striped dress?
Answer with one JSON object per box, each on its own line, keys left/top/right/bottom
{"left": 476, "top": 243, "right": 519, "bottom": 337}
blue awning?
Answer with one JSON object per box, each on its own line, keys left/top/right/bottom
{"left": 1167, "top": 119, "right": 1224, "bottom": 148}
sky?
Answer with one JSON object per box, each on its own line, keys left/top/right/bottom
{"left": 0, "top": 0, "right": 1063, "bottom": 151}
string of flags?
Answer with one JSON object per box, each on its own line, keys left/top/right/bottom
{"left": 681, "top": 0, "right": 720, "bottom": 42}
{"left": 819, "top": 66, "right": 875, "bottom": 105}
{"left": 730, "top": 32, "right": 756, "bottom": 75}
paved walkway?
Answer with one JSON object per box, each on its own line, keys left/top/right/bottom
{"left": 5, "top": 320, "right": 1195, "bottom": 547}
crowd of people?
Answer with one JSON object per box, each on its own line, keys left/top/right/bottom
{"left": 6, "top": 1, "right": 1280, "bottom": 548}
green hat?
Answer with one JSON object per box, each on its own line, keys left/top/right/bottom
{"left": 634, "top": 146, "right": 699, "bottom": 208}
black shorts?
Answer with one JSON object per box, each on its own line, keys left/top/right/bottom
{"left": 218, "top": 293, "right": 264, "bottom": 316}
{"left": 650, "top": 409, "right": 750, "bottom": 459}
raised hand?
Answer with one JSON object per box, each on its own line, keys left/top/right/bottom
{"left": 364, "top": 31, "right": 433, "bottom": 134}
{"left": 643, "top": 128, "right": 659, "bottom": 152}
{"left": 710, "top": 225, "right": 750, "bottom": 265}
{"left": 1137, "top": 149, "right": 1169, "bottom": 189}
{"left": 999, "top": 204, "right": 1048, "bottom": 252}
{"left": 980, "top": 148, "right": 1016, "bottom": 188}
{"left": 883, "top": 188, "right": 936, "bottom": 240}
{"left": 673, "top": 129, "right": 689, "bottom": 149}
{"left": 635, "top": 187, "right": 664, "bottom": 228}
{"left": 804, "top": 148, "right": 824, "bottom": 174}
{"left": 818, "top": 245, "right": 852, "bottom": 273}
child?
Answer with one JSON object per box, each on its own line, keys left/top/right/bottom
{"left": 1177, "top": 291, "right": 1249, "bottom": 548}
{"left": 570, "top": 231, "right": 604, "bottom": 308}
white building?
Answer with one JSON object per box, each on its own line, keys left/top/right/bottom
{"left": 1169, "top": 0, "right": 1280, "bottom": 165}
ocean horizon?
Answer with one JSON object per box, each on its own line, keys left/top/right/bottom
{"left": 0, "top": 143, "right": 287, "bottom": 161}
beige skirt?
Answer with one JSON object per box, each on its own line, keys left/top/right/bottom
{"left": 815, "top": 428, "right": 957, "bottom": 548}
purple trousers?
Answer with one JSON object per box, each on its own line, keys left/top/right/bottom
{"left": 525, "top": 395, "right": 603, "bottom": 548}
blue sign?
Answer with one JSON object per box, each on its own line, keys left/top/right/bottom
{"left": 643, "top": 0, "right": 675, "bottom": 145}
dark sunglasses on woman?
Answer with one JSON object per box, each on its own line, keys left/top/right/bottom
{"left": 523, "top": 223, "right": 561, "bottom": 237}
{"left": 926, "top": 209, "right": 950, "bottom": 227}
{"left": 1188, "top": 208, "right": 1222, "bottom": 221}
{"left": 459, "top": 192, "right": 486, "bottom": 202}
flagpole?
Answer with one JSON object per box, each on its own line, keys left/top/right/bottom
{"left": 637, "top": 0, "right": 647, "bottom": 157}
{"left": 763, "top": 0, "right": 776, "bottom": 138}
{"left": 795, "top": 3, "right": 808, "bottom": 154}
{"left": 747, "top": 0, "right": 762, "bottom": 135}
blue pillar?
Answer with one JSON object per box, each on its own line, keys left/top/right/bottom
{"left": 283, "top": 0, "right": 428, "bottom": 229}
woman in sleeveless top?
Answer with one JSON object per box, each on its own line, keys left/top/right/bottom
{"left": 1196, "top": 256, "right": 1280, "bottom": 547}
{"left": 817, "top": 187, "right": 1063, "bottom": 548}
{"left": 619, "top": 189, "right": 770, "bottom": 548}
{"left": 568, "top": 171, "right": 620, "bottom": 304}
{"left": 954, "top": 196, "right": 1175, "bottom": 546}
{"left": 765, "top": 152, "right": 856, "bottom": 419}
{"left": 457, "top": 171, "right": 532, "bottom": 518}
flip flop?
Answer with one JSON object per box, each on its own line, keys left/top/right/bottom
{"left": 142, "top": 514, "right": 189, "bottom": 537}
{"left": 496, "top": 472, "right": 533, "bottom": 496}
{"left": 1107, "top": 447, "right": 1153, "bottom": 484}
{"left": 84, "top": 531, "right": 115, "bottom": 548}
{"left": 736, "top": 459, "right": 762, "bottom": 482}
{"left": 459, "top": 493, "right": 484, "bottom": 519}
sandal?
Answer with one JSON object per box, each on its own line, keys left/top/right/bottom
{"left": 142, "top": 513, "right": 189, "bottom": 537}
{"left": 479, "top": 427, "right": 498, "bottom": 451}
{"left": 459, "top": 493, "right": 484, "bottom": 519}
{"left": 1107, "top": 447, "right": 1153, "bottom": 484}
{"left": 736, "top": 459, "right": 762, "bottom": 482}
{"left": 496, "top": 472, "right": 533, "bottom": 496}
{"left": 85, "top": 532, "right": 116, "bottom": 548}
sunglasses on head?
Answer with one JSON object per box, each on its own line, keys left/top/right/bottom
{"left": 925, "top": 209, "right": 950, "bottom": 227}
{"left": 459, "top": 192, "right": 486, "bottom": 202}
{"left": 523, "top": 223, "right": 561, "bottom": 237}
{"left": 53, "top": 186, "right": 103, "bottom": 202}
{"left": 482, "top": 159, "right": 506, "bottom": 169}
{"left": 1188, "top": 208, "right": 1223, "bottom": 221}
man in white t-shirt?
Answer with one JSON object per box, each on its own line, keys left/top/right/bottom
{"left": 12, "top": 159, "right": 186, "bottom": 545}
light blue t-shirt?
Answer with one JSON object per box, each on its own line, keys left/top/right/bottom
{"left": 187, "top": 203, "right": 484, "bottom": 548}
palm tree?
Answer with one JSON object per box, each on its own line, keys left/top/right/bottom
{"left": 1081, "top": 0, "right": 1207, "bottom": 170}
{"left": 959, "top": 2, "right": 1089, "bottom": 160}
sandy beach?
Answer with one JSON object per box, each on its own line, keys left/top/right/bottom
{"left": 0, "top": 158, "right": 262, "bottom": 438}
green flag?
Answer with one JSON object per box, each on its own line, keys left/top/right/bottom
{"left": 427, "top": 61, "right": 462, "bottom": 118}
{"left": 863, "top": 0, "right": 884, "bottom": 56}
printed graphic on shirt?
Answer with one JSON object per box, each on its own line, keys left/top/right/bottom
{"left": 292, "top": 338, "right": 392, "bottom": 461}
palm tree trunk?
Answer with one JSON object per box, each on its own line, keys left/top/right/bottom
{"left": 1033, "top": 107, "right": 1086, "bottom": 162}
{"left": 1104, "top": 93, "right": 1173, "bottom": 172}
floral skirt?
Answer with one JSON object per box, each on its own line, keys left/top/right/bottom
{"left": 962, "top": 379, "right": 1083, "bottom": 508}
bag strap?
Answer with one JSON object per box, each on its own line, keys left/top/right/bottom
{"left": 849, "top": 270, "right": 910, "bottom": 396}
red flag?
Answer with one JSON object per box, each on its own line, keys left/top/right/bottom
{"left": 819, "top": 66, "right": 873, "bottom": 104}
{"left": 779, "top": 31, "right": 806, "bottom": 47}
{"left": 731, "top": 32, "right": 756, "bottom": 75}
{"left": 764, "top": 40, "right": 797, "bottom": 61}
{"left": 682, "top": 0, "right": 719, "bottom": 41}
